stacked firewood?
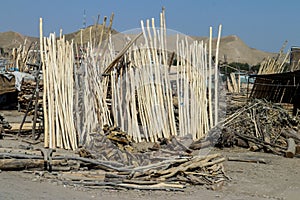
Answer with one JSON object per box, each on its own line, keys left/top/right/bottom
{"left": 17, "top": 79, "right": 43, "bottom": 114}
{"left": 216, "top": 98, "right": 300, "bottom": 158}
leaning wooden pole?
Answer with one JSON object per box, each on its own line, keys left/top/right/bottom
{"left": 214, "top": 25, "right": 222, "bottom": 126}
{"left": 40, "top": 18, "right": 49, "bottom": 148}
{"left": 208, "top": 27, "right": 213, "bottom": 128}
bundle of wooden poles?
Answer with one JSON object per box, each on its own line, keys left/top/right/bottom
{"left": 40, "top": 19, "right": 77, "bottom": 150}
{"left": 40, "top": 9, "right": 223, "bottom": 150}
{"left": 227, "top": 72, "right": 240, "bottom": 93}
{"left": 257, "top": 41, "right": 290, "bottom": 75}
{"left": 109, "top": 10, "right": 222, "bottom": 142}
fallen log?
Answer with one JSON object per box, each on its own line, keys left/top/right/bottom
{"left": 0, "top": 159, "right": 76, "bottom": 171}
{"left": 235, "top": 132, "right": 285, "bottom": 155}
{"left": 156, "top": 154, "right": 224, "bottom": 180}
{"left": 248, "top": 142, "right": 262, "bottom": 152}
{"left": 281, "top": 129, "right": 300, "bottom": 143}
{"left": 71, "top": 181, "right": 185, "bottom": 191}
{"left": 227, "top": 156, "right": 268, "bottom": 164}
{"left": 286, "top": 138, "right": 296, "bottom": 158}
{"left": 61, "top": 172, "right": 106, "bottom": 181}
{"left": 0, "top": 159, "right": 44, "bottom": 170}
{"left": 0, "top": 153, "right": 43, "bottom": 159}
{"left": 0, "top": 148, "right": 41, "bottom": 155}
{"left": 53, "top": 155, "right": 126, "bottom": 172}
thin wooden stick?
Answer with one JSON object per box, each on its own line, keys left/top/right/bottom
{"left": 40, "top": 18, "right": 49, "bottom": 148}
{"left": 98, "top": 16, "right": 107, "bottom": 49}
{"left": 208, "top": 27, "right": 213, "bottom": 128}
{"left": 214, "top": 25, "right": 222, "bottom": 126}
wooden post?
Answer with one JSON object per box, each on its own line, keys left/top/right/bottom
{"left": 40, "top": 18, "right": 49, "bottom": 148}
{"left": 208, "top": 27, "right": 213, "bottom": 128}
{"left": 214, "top": 25, "right": 222, "bottom": 126}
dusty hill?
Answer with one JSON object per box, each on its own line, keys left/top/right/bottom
{"left": 64, "top": 24, "right": 118, "bottom": 45}
{"left": 0, "top": 31, "right": 26, "bottom": 49}
{"left": 0, "top": 29, "right": 275, "bottom": 65}
{"left": 0, "top": 31, "right": 38, "bottom": 50}
{"left": 218, "top": 35, "right": 275, "bottom": 65}
{"left": 192, "top": 35, "right": 276, "bottom": 65}
{"left": 110, "top": 33, "right": 276, "bottom": 66}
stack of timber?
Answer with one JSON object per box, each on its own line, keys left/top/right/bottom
{"left": 40, "top": 30, "right": 77, "bottom": 150}
{"left": 40, "top": 13, "right": 115, "bottom": 150}
{"left": 40, "top": 8, "right": 223, "bottom": 150}
{"left": 92, "top": 10, "right": 221, "bottom": 143}
{"left": 216, "top": 98, "right": 300, "bottom": 158}
{"left": 17, "top": 79, "right": 43, "bottom": 113}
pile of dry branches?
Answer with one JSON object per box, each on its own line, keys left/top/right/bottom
{"left": 218, "top": 98, "right": 300, "bottom": 158}
{"left": 0, "top": 131, "right": 229, "bottom": 191}
{"left": 0, "top": 112, "right": 229, "bottom": 191}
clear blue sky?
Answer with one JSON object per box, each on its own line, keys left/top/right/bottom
{"left": 1, "top": 0, "right": 300, "bottom": 52}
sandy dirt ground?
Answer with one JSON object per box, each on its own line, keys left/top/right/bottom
{"left": 0, "top": 147, "right": 299, "bottom": 200}
{"left": 0, "top": 110, "right": 299, "bottom": 200}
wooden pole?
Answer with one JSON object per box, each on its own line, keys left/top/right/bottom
{"left": 40, "top": 18, "right": 49, "bottom": 148}
{"left": 98, "top": 16, "right": 107, "bottom": 49}
{"left": 214, "top": 25, "right": 222, "bottom": 126}
{"left": 208, "top": 27, "right": 213, "bottom": 128}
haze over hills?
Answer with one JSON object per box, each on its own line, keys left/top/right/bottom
{"left": 0, "top": 28, "right": 275, "bottom": 66}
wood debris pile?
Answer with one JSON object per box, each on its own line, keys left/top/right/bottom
{"left": 217, "top": 98, "right": 300, "bottom": 158}
{"left": 17, "top": 79, "right": 43, "bottom": 114}
{"left": 0, "top": 128, "right": 229, "bottom": 191}
{"left": 61, "top": 153, "right": 227, "bottom": 191}
{"left": 85, "top": 126, "right": 194, "bottom": 166}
